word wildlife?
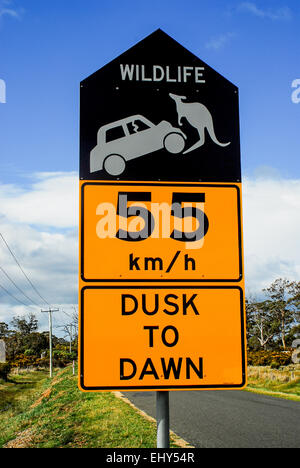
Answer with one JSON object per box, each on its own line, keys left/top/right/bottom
{"left": 120, "top": 64, "right": 206, "bottom": 83}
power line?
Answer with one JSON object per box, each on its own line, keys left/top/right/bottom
{"left": 61, "top": 309, "right": 73, "bottom": 319}
{"left": 0, "top": 231, "right": 51, "bottom": 307}
{"left": 53, "top": 313, "right": 66, "bottom": 327}
{"left": 0, "top": 265, "right": 40, "bottom": 307}
{"left": 0, "top": 281, "right": 38, "bottom": 310}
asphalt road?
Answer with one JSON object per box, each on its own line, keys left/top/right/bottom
{"left": 123, "top": 390, "right": 300, "bottom": 448}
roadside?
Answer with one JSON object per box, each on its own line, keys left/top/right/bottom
{"left": 1, "top": 364, "right": 299, "bottom": 448}
{"left": 0, "top": 366, "right": 190, "bottom": 448}
{"left": 246, "top": 365, "right": 300, "bottom": 401}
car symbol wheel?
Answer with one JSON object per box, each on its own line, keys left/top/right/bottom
{"left": 103, "top": 154, "right": 126, "bottom": 176}
{"left": 163, "top": 132, "right": 185, "bottom": 154}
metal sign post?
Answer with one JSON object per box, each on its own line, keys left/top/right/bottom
{"left": 156, "top": 391, "right": 170, "bottom": 448}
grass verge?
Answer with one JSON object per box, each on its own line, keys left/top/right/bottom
{"left": 1, "top": 364, "right": 299, "bottom": 448}
{"left": 0, "top": 366, "right": 189, "bottom": 448}
{"left": 246, "top": 366, "right": 300, "bottom": 401}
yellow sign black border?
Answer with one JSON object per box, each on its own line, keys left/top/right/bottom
{"left": 79, "top": 285, "right": 246, "bottom": 391}
{"left": 80, "top": 181, "right": 243, "bottom": 283}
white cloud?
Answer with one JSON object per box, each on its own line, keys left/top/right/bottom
{"left": 0, "top": 8, "right": 19, "bottom": 19}
{"left": 0, "top": 303, "right": 76, "bottom": 335}
{"left": 205, "top": 32, "right": 236, "bottom": 51}
{"left": 243, "top": 174, "right": 300, "bottom": 294}
{"left": 237, "top": 2, "right": 292, "bottom": 21}
{"left": 0, "top": 172, "right": 78, "bottom": 228}
{"left": 0, "top": 172, "right": 78, "bottom": 334}
{"left": 0, "top": 0, "right": 23, "bottom": 21}
{"left": 0, "top": 219, "right": 78, "bottom": 309}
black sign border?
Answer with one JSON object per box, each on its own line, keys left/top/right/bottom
{"left": 79, "top": 285, "right": 246, "bottom": 391}
{"left": 80, "top": 182, "right": 243, "bottom": 282}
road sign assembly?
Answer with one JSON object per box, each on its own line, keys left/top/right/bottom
{"left": 79, "top": 29, "right": 246, "bottom": 392}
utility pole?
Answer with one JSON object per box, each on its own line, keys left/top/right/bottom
{"left": 41, "top": 308, "right": 59, "bottom": 378}
{"left": 68, "top": 324, "right": 73, "bottom": 353}
{"left": 67, "top": 322, "right": 77, "bottom": 376}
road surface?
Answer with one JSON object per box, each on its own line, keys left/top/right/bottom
{"left": 123, "top": 390, "right": 300, "bottom": 448}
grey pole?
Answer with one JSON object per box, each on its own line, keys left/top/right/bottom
{"left": 49, "top": 310, "right": 53, "bottom": 378}
{"left": 41, "top": 308, "right": 59, "bottom": 378}
{"left": 156, "top": 391, "right": 170, "bottom": 448}
{"left": 69, "top": 324, "right": 73, "bottom": 353}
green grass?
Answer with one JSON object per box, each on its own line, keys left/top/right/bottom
{"left": 2, "top": 365, "right": 299, "bottom": 448}
{"left": 0, "top": 366, "right": 185, "bottom": 448}
{"left": 246, "top": 366, "right": 300, "bottom": 401}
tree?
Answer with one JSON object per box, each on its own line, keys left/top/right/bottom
{"left": 0, "top": 322, "right": 11, "bottom": 339}
{"left": 57, "top": 324, "right": 76, "bottom": 352}
{"left": 6, "top": 314, "right": 40, "bottom": 360}
{"left": 10, "top": 313, "right": 38, "bottom": 335}
{"left": 70, "top": 306, "right": 78, "bottom": 343}
{"left": 246, "top": 298, "right": 279, "bottom": 350}
{"left": 23, "top": 332, "right": 49, "bottom": 356}
{"left": 263, "top": 279, "right": 296, "bottom": 350}
{"left": 287, "top": 280, "right": 300, "bottom": 323}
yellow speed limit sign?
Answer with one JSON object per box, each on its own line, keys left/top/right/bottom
{"left": 80, "top": 181, "right": 242, "bottom": 283}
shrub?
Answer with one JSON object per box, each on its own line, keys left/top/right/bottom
{"left": 270, "top": 361, "right": 281, "bottom": 370}
{"left": 9, "top": 354, "right": 36, "bottom": 368}
{"left": 248, "top": 350, "right": 292, "bottom": 367}
{"left": 9, "top": 352, "right": 76, "bottom": 370}
{"left": 0, "top": 362, "right": 11, "bottom": 381}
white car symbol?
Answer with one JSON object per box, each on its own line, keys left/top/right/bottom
{"left": 90, "top": 114, "right": 186, "bottom": 176}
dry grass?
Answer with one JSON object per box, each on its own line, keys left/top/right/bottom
{"left": 248, "top": 365, "right": 300, "bottom": 383}
{"left": 247, "top": 365, "right": 300, "bottom": 401}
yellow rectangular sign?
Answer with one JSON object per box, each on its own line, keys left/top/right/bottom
{"left": 80, "top": 181, "right": 242, "bottom": 282}
{"left": 79, "top": 286, "right": 246, "bottom": 391}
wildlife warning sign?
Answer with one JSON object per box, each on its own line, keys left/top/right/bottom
{"left": 79, "top": 30, "right": 246, "bottom": 391}
{"left": 80, "top": 29, "right": 241, "bottom": 182}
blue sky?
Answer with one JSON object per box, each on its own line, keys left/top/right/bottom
{"left": 0, "top": 0, "right": 299, "bottom": 182}
{"left": 0, "top": 0, "right": 299, "bottom": 331}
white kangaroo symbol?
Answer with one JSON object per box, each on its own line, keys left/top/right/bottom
{"left": 169, "top": 93, "right": 230, "bottom": 154}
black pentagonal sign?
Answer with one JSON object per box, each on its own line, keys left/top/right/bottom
{"left": 80, "top": 29, "right": 241, "bottom": 182}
